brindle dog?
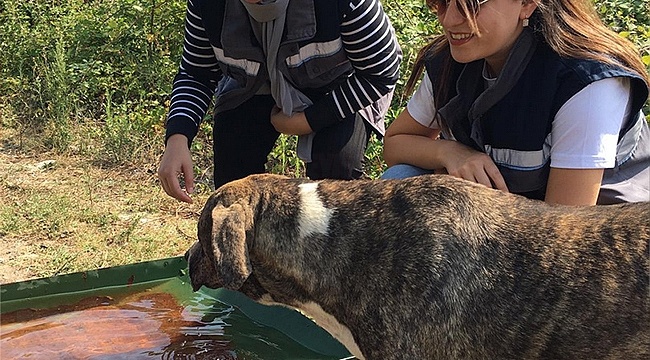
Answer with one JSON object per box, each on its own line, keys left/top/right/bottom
{"left": 185, "top": 174, "right": 649, "bottom": 360}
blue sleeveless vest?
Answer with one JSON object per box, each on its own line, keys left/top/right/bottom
{"left": 425, "top": 29, "right": 649, "bottom": 203}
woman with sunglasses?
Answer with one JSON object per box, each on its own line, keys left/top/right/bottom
{"left": 382, "top": 0, "right": 649, "bottom": 205}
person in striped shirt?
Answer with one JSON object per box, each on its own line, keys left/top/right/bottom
{"left": 158, "top": 0, "right": 401, "bottom": 203}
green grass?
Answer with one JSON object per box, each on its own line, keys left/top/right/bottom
{"left": 0, "top": 152, "right": 205, "bottom": 282}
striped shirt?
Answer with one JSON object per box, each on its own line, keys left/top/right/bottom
{"left": 166, "top": 0, "right": 401, "bottom": 142}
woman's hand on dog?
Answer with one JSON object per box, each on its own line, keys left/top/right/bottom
{"left": 158, "top": 134, "right": 194, "bottom": 204}
{"left": 441, "top": 141, "right": 509, "bottom": 192}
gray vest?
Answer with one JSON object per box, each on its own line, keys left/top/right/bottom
{"left": 204, "top": 0, "right": 392, "bottom": 135}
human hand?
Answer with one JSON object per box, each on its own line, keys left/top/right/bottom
{"left": 441, "top": 141, "right": 509, "bottom": 192}
{"left": 270, "top": 107, "right": 313, "bottom": 135}
{"left": 157, "top": 134, "right": 195, "bottom": 203}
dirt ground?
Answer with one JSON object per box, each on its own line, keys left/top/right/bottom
{"left": 0, "top": 128, "right": 209, "bottom": 285}
{"left": 0, "top": 146, "right": 52, "bottom": 284}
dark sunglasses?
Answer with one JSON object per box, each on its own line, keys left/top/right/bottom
{"left": 430, "top": 0, "right": 492, "bottom": 18}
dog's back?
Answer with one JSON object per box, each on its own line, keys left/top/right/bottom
{"left": 308, "top": 175, "right": 650, "bottom": 359}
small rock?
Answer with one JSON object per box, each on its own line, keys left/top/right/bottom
{"left": 35, "top": 160, "right": 56, "bottom": 170}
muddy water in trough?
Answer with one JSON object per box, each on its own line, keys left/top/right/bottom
{"left": 1, "top": 276, "right": 345, "bottom": 359}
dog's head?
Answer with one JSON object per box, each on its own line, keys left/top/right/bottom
{"left": 185, "top": 179, "right": 258, "bottom": 292}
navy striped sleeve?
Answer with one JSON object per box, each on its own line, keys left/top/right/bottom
{"left": 165, "top": 0, "right": 222, "bottom": 144}
{"left": 305, "top": 0, "right": 401, "bottom": 132}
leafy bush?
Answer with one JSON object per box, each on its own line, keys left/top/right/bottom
{"left": 597, "top": 0, "right": 650, "bottom": 117}
{"left": 0, "top": 0, "right": 184, "bottom": 161}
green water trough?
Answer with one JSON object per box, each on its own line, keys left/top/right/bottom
{"left": 0, "top": 256, "right": 353, "bottom": 359}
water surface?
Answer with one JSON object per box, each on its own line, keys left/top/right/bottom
{"left": 1, "top": 278, "right": 342, "bottom": 359}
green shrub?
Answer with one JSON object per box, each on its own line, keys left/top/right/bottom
{"left": 0, "top": 0, "right": 184, "bottom": 156}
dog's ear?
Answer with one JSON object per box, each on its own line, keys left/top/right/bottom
{"left": 200, "top": 203, "right": 253, "bottom": 291}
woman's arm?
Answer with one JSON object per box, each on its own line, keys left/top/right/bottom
{"left": 384, "top": 108, "right": 509, "bottom": 191}
{"left": 546, "top": 77, "right": 631, "bottom": 206}
{"left": 383, "top": 108, "right": 440, "bottom": 168}
{"left": 545, "top": 168, "right": 604, "bottom": 205}
{"left": 165, "top": 0, "right": 222, "bottom": 144}
{"left": 159, "top": 0, "right": 221, "bottom": 203}
{"left": 337, "top": 0, "right": 401, "bottom": 113}
{"left": 304, "top": 0, "right": 401, "bottom": 132}
{"left": 383, "top": 75, "right": 442, "bottom": 168}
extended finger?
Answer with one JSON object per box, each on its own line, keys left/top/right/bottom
{"left": 159, "top": 169, "right": 192, "bottom": 203}
{"left": 158, "top": 169, "right": 174, "bottom": 197}
{"left": 171, "top": 173, "right": 193, "bottom": 203}
{"left": 182, "top": 166, "right": 195, "bottom": 196}
{"left": 485, "top": 164, "right": 509, "bottom": 192}
{"left": 455, "top": 169, "right": 479, "bottom": 185}
{"left": 472, "top": 170, "right": 493, "bottom": 189}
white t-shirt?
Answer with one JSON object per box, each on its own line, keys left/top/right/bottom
{"left": 407, "top": 71, "right": 631, "bottom": 169}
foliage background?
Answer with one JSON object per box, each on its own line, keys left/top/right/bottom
{"left": 1, "top": 0, "right": 649, "bottom": 181}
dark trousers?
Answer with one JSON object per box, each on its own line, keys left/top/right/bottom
{"left": 212, "top": 95, "right": 372, "bottom": 189}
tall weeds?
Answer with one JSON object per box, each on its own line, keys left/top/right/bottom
{"left": 42, "top": 37, "right": 74, "bottom": 150}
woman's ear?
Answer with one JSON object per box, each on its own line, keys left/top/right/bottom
{"left": 519, "top": 0, "right": 537, "bottom": 20}
{"left": 520, "top": 0, "right": 539, "bottom": 21}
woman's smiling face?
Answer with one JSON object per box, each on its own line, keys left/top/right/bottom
{"left": 435, "top": 0, "right": 537, "bottom": 76}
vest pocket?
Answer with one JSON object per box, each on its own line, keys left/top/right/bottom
{"left": 285, "top": 43, "right": 353, "bottom": 88}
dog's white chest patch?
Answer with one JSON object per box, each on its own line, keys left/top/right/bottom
{"left": 256, "top": 296, "right": 363, "bottom": 359}
{"left": 297, "top": 182, "right": 333, "bottom": 239}
{"left": 296, "top": 301, "right": 365, "bottom": 360}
